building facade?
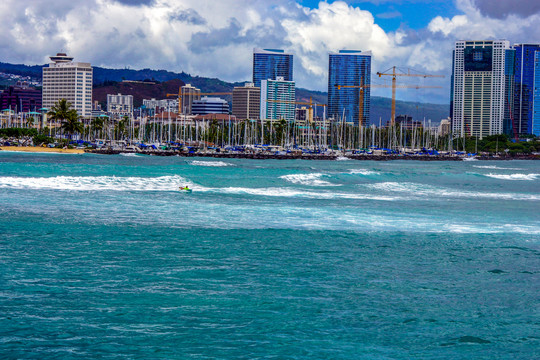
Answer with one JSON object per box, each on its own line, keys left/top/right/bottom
{"left": 107, "top": 93, "right": 133, "bottom": 117}
{"left": 253, "top": 48, "right": 293, "bottom": 88}
{"left": 327, "top": 50, "right": 371, "bottom": 127}
{"left": 451, "top": 40, "right": 514, "bottom": 139}
{"left": 533, "top": 51, "right": 540, "bottom": 136}
{"left": 42, "top": 53, "right": 92, "bottom": 117}
{"left": 181, "top": 84, "right": 201, "bottom": 115}
{"left": 513, "top": 44, "right": 540, "bottom": 135}
{"left": 142, "top": 98, "right": 178, "bottom": 113}
{"left": 0, "top": 84, "right": 41, "bottom": 113}
{"left": 232, "top": 83, "right": 260, "bottom": 120}
{"left": 192, "top": 97, "right": 229, "bottom": 115}
{"left": 260, "top": 77, "right": 295, "bottom": 121}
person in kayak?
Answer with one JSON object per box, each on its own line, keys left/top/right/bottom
{"left": 179, "top": 185, "right": 190, "bottom": 191}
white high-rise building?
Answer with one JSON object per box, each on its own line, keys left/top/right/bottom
{"left": 107, "top": 93, "right": 133, "bottom": 117}
{"left": 42, "top": 53, "right": 93, "bottom": 117}
{"left": 451, "top": 40, "right": 514, "bottom": 139}
{"left": 260, "top": 77, "right": 295, "bottom": 121}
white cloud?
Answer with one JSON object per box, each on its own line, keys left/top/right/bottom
{"left": 1, "top": 0, "right": 540, "bottom": 105}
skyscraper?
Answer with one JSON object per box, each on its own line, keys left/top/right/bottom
{"left": 532, "top": 51, "right": 540, "bottom": 136}
{"left": 42, "top": 53, "right": 92, "bottom": 117}
{"left": 260, "top": 77, "right": 295, "bottom": 121}
{"left": 451, "top": 40, "right": 514, "bottom": 139}
{"left": 181, "top": 84, "right": 201, "bottom": 115}
{"left": 513, "top": 44, "right": 540, "bottom": 135}
{"left": 252, "top": 48, "right": 293, "bottom": 88}
{"left": 232, "top": 82, "right": 260, "bottom": 120}
{"left": 327, "top": 50, "right": 371, "bottom": 127}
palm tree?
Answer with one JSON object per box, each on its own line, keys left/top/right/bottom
{"left": 91, "top": 117, "right": 104, "bottom": 139}
{"left": 48, "top": 99, "right": 81, "bottom": 140}
{"left": 61, "top": 111, "right": 83, "bottom": 141}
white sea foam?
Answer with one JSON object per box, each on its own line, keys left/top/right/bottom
{"left": 213, "top": 186, "right": 397, "bottom": 201}
{"left": 280, "top": 173, "right": 339, "bottom": 186}
{"left": 365, "top": 181, "right": 540, "bottom": 201}
{"left": 190, "top": 160, "right": 233, "bottom": 167}
{"left": 0, "top": 175, "right": 189, "bottom": 192}
{"left": 335, "top": 156, "right": 350, "bottom": 161}
{"left": 484, "top": 173, "right": 539, "bottom": 181}
{"left": 473, "top": 165, "right": 523, "bottom": 170}
{"left": 348, "top": 169, "right": 380, "bottom": 176}
{"left": 120, "top": 153, "right": 139, "bottom": 157}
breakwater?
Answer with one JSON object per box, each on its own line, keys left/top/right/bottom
{"left": 84, "top": 148, "right": 540, "bottom": 160}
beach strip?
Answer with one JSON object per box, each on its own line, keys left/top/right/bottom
{"left": 0, "top": 146, "right": 85, "bottom": 154}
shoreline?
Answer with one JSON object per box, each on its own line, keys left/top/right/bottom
{"left": 1, "top": 146, "right": 538, "bottom": 160}
{"left": 0, "top": 146, "right": 85, "bottom": 154}
{"left": 84, "top": 148, "right": 540, "bottom": 161}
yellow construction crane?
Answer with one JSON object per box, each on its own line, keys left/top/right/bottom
{"left": 376, "top": 67, "right": 445, "bottom": 124}
{"left": 335, "top": 72, "right": 443, "bottom": 126}
{"left": 166, "top": 89, "right": 232, "bottom": 114}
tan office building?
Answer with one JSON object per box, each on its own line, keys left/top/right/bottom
{"left": 232, "top": 82, "right": 260, "bottom": 120}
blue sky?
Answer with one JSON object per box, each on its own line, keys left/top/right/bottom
{"left": 299, "top": 0, "right": 459, "bottom": 31}
{"left": 1, "top": 0, "right": 540, "bottom": 105}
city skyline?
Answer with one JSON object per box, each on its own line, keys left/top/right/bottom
{"left": 1, "top": 1, "right": 540, "bottom": 105}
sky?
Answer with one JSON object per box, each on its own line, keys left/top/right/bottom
{"left": 1, "top": 0, "right": 540, "bottom": 104}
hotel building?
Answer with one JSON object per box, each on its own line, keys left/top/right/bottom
{"left": 42, "top": 53, "right": 92, "bottom": 117}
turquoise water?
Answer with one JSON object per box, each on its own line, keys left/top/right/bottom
{"left": 0, "top": 152, "right": 539, "bottom": 359}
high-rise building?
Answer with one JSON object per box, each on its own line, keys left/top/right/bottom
{"left": 181, "top": 84, "right": 201, "bottom": 115}
{"left": 42, "top": 53, "right": 92, "bottom": 117}
{"left": 232, "top": 83, "right": 260, "bottom": 120}
{"left": 327, "top": 50, "right": 371, "bottom": 127}
{"left": 252, "top": 48, "right": 293, "bottom": 88}
{"left": 107, "top": 93, "right": 133, "bottom": 117}
{"left": 192, "top": 97, "right": 229, "bottom": 115}
{"left": 513, "top": 44, "right": 540, "bottom": 135}
{"left": 451, "top": 40, "right": 514, "bottom": 139}
{"left": 532, "top": 51, "right": 540, "bottom": 136}
{"left": 260, "top": 77, "right": 295, "bottom": 121}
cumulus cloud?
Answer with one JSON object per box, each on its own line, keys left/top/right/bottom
{"left": 474, "top": 0, "right": 540, "bottom": 19}
{"left": 1, "top": 0, "right": 539, "bottom": 105}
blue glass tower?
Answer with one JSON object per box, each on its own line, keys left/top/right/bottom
{"left": 328, "top": 50, "right": 371, "bottom": 127}
{"left": 513, "top": 44, "right": 540, "bottom": 135}
{"left": 252, "top": 48, "right": 293, "bottom": 88}
{"left": 533, "top": 51, "right": 540, "bottom": 136}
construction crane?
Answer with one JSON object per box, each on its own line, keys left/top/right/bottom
{"left": 335, "top": 74, "right": 443, "bottom": 127}
{"left": 266, "top": 97, "right": 326, "bottom": 122}
{"left": 166, "top": 89, "right": 232, "bottom": 114}
{"left": 376, "top": 67, "right": 445, "bottom": 125}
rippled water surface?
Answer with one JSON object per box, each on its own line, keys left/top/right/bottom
{"left": 1, "top": 152, "right": 539, "bottom": 359}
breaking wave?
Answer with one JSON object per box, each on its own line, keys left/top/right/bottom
{"left": 0, "top": 175, "right": 188, "bottom": 192}
{"left": 473, "top": 165, "right": 523, "bottom": 170}
{"left": 190, "top": 160, "right": 233, "bottom": 167}
{"left": 280, "top": 173, "right": 339, "bottom": 186}
{"left": 364, "top": 181, "right": 540, "bottom": 201}
{"left": 484, "top": 173, "right": 539, "bottom": 181}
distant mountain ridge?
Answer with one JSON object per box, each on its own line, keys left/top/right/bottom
{"left": 0, "top": 62, "right": 449, "bottom": 123}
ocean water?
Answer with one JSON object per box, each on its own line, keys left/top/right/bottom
{"left": 0, "top": 152, "right": 539, "bottom": 359}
